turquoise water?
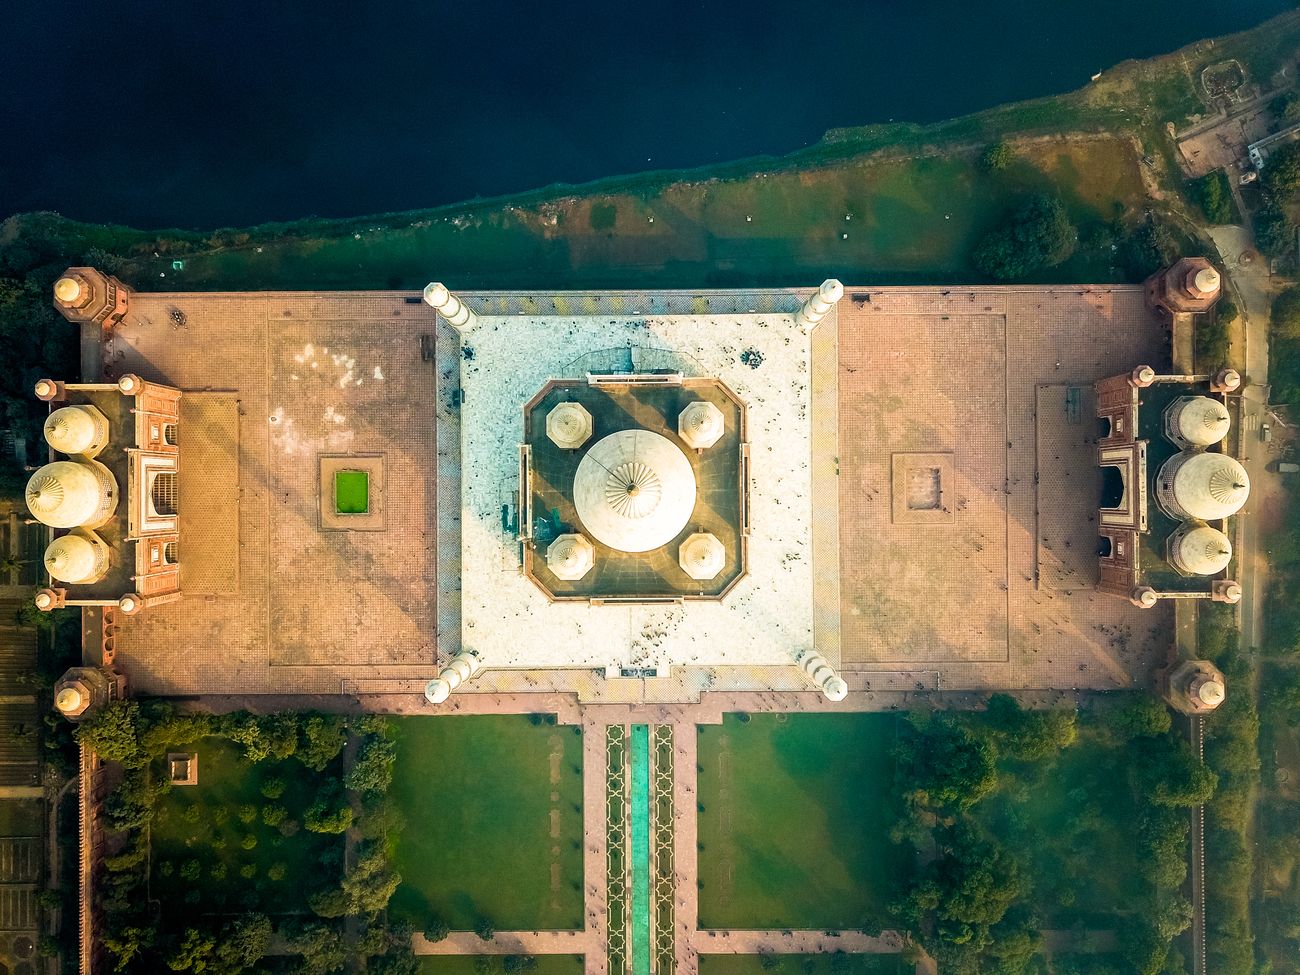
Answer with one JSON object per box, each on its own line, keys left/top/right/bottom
{"left": 630, "top": 725, "right": 651, "bottom": 975}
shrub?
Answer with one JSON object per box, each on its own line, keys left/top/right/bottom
{"left": 1190, "top": 171, "right": 1234, "bottom": 225}
{"left": 240, "top": 863, "right": 257, "bottom": 879}
{"left": 262, "top": 804, "right": 287, "bottom": 827}
{"left": 241, "top": 833, "right": 258, "bottom": 850}
{"left": 237, "top": 804, "right": 258, "bottom": 825}
{"left": 261, "top": 776, "right": 286, "bottom": 800}
{"left": 268, "top": 862, "right": 287, "bottom": 881}
{"left": 981, "top": 142, "right": 1014, "bottom": 172}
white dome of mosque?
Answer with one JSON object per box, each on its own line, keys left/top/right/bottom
{"left": 1169, "top": 523, "right": 1233, "bottom": 576}
{"left": 573, "top": 430, "right": 697, "bottom": 553}
{"left": 25, "top": 461, "right": 116, "bottom": 529}
{"left": 678, "top": 401, "right": 725, "bottom": 450}
{"left": 44, "top": 531, "right": 108, "bottom": 584}
{"left": 546, "top": 402, "right": 593, "bottom": 450}
{"left": 44, "top": 405, "right": 109, "bottom": 456}
{"left": 546, "top": 533, "right": 595, "bottom": 580}
{"left": 1157, "top": 451, "right": 1249, "bottom": 521}
{"left": 1167, "top": 396, "right": 1230, "bottom": 448}
{"left": 679, "top": 532, "right": 725, "bottom": 580}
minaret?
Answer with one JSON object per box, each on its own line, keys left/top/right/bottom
{"left": 423, "top": 282, "right": 476, "bottom": 332}
{"left": 799, "top": 651, "right": 848, "bottom": 701}
{"left": 424, "top": 652, "right": 484, "bottom": 704}
{"left": 794, "top": 279, "right": 844, "bottom": 331}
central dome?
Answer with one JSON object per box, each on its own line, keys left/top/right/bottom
{"left": 573, "top": 429, "right": 697, "bottom": 553}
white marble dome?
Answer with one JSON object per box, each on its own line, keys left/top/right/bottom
{"left": 44, "top": 530, "right": 109, "bottom": 584}
{"left": 1166, "top": 396, "right": 1230, "bottom": 448}
{"left": 546, "top": 402, "right": 593, "bottom": 450}
{"left": 678, "top": 401, "right": 725, "bottom": 450}
{"left": 546, "top": 533, "right": 595, "bottom": 580}
{"left": 1157, "top": 451, "right": 1249, "bottom": 522}
{"left": 25, "top": 460, "right": 117, "bottom": 529}
{"left": 679, "top": 532, "right": 725, "bottom": 580}
{"left": 1169, "top": 522, "right": 1233, "bottom": 576}
{"left": 44, "top": 404, "right": 109, "bottom": 457}
{"left": 573, "top": 430, "right": 696, "bottom": 553}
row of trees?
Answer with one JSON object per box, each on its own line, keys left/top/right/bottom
{"left": 890, "top": 694, "right": 1211, "bottom": 975}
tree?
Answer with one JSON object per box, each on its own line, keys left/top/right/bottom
{"left": 1255, "top": 199, "right": 1296, "bottom": 259}
{"left": 1112, "top": 694, "right": 1173, "bottom": 742}
{"left": 346, "top": 736, "right": 397, "bottom": 795}
{"left": 310, "top": 842, "right": 401, "bottom": 917}
{"left": 423, "top": 917, "right": 451, "bottom": 943}
{"left": 1274, "top": 286, "right": 1300, "bottom": 340}
{"left": 304, "top": 779, "right": 351, "bottom": 833}
{"left": 298, "top": 714, "right": 347, "bottom": 771}
{"left": 895, "top": 718, "right": 999, "bottom": 810}
{"left": 211, "top": 913, "right": 272, "bottom": 974}
{"left": 1120, "top": 220, "right": 1177, "bottom": 279}
{"left": 104, "top": 925, "right": 156, "bottom": 973}
{"left": 1139, "top": 736, "right": 1218, "bottom": 807}
{"left": 1267, "top": 142, "right": 1300, "bottom": 200}
{"left": 475, "top": 916, "right": 497, "bottom": 941}
{"left": 972, "top": 195, "right": 1077, "bottom": 280}
{"left": 75, "top": 701, "right": 145, "bottom": 767}
{"left": 1273, "top": 90, "right": 1300, "bottom": 124}
{"left": 983, "top": 694, "right": 1077, "bottom": 761}
{"left": 981, "top": 142, "right": 1014, "bottom": 172}
{"left": 282, "top": 921, "right": 347, "bottom": 975}
{"left": 167, "top": 927, "right": 216, "bottom": 972}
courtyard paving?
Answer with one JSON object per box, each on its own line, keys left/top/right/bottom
{"left": 835, "top": 286, "right": 1175, "bottom": 691}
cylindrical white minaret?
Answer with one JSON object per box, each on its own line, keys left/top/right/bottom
{"left": 424, "top": 652, "right": 484, "bottom": 704}
{"left": 423, "top": 282, "right": 476, "bottom": 331}
{"left": 794, "top": 279, "right": 844, "bottom": 331}
{"left": 800, "top": 651, "right": 848, "bottom": 701}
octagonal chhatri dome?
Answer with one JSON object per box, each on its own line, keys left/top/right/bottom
{"left": 573, "top": 429, "right": 698, "bottom": 553}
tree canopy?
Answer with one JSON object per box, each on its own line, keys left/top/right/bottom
{"left": 972, "top": 195, "right": 1076, "bottom": 280}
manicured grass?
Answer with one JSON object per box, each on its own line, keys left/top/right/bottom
{"left": 122, "top": 138, "right": 1149, "bottom": 292}
{"left": 334, "top": 469, "right": 370, "bottom": 514}
{"left": 698, "top": 954, "right": 908, "bottom": 975}
{"left": 150, "top": 738, "right": 341, "bottom": 915}
{"left": 976, "top": 722, "right": 1145, "bottom": 926}
{"left": 696, "top": 714, "right": 904, "bottom": 930}
{"left": 389, "top": 715, "right": 584, "bottom": 931}
{"left": 417, "top": 957, "right": 585, "bottom": 975}
{"left": 0, "top": 799, "right": 43, "bottom": 837}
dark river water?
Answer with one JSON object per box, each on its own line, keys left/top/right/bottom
{"left": 1, "top": 0, "right": 1293, "bottom": 228}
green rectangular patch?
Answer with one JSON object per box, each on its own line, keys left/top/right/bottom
{"left": 334, "top": 469, "right": 369, "bottom": 515}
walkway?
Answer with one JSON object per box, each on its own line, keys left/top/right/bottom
{"left": 692, "top": 931, "right": 906, "bottom": 953}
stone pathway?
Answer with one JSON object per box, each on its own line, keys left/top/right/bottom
{"left": 414, "top": 930, "right": 593, "bottom": 955}
{"left": 692, "top": 930, "right": 907, "bottom": 954}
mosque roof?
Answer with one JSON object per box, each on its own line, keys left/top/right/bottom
{"left": 573, "top": 429, "right": 698, "bottom": 554}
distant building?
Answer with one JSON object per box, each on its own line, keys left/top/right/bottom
{"left": 1249, "top": 119, "right": 1300, "bottom": 170}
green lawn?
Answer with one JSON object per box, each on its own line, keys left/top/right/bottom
{"left": 150, "top": 737, "right": 341, "bottom": 916}
{"left": 417, "top": 957, "right": 585, "bottom": 975}
{"left": 698, "top": 954, "right": 908, "bottom": 975}
{"left": 696, "top": 714, "right": 904, "bottom": 930}
{"left": 0, "top": 799, "right": 43, "bottom": 837}
{"left": 389, "top": 715, "right": 585, "bottom": 931}
{"left": 975, "top": 724, "right": 1145, "bottom": 926}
